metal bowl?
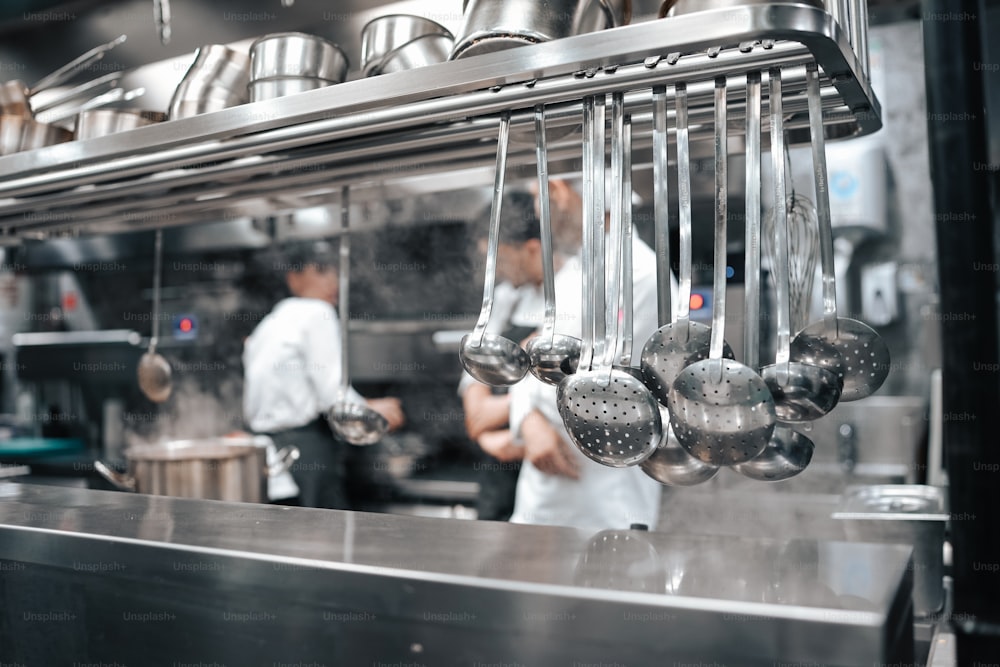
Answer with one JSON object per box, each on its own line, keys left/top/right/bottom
{"left": 74, "top": 109, "right": 166, "bottom": 140}
{"left": 250, "top": 32, "right": 349, "bottom": 82}
{"left": 659, "top": 0, "right": 825, "bottom": 18}
{"left": 169, "top": 45, "right": 250, "bottom": 120}
{"left": 451, "top": 0, "right": 632, "bottom": 61}
{"left": 248, "top": 76, "right": 332, "bottom": 103}
{"left": 372, "top": 33, "right": 455, "bottom": 76}
{"left": 361, "top": 14, "right": 453, "bottom": 75}
{"left": 0, "top": 115, "right": 73, "bottom": 156}
{"left": 177, "top": 44, "right": 251, "bottom": 92}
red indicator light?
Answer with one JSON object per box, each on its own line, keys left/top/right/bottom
{"left": 179, "top": 318, "right": 193, "bottom": 333}
{"left": 690, "top": 294, "right": 705, "bottom": 311}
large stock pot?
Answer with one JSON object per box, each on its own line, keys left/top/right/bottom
{"left": 95, "top": 436, "right": 299, "bottom": 503}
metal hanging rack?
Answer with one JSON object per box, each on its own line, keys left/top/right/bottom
{"left": 0, "top": 2, "right": 880, "bottom": 242}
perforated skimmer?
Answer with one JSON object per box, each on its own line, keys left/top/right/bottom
{"left": 667, "top": 76, "right": 776, "bottom": 467}
{"left": 558, "top": 94, "right": 662, "bottom": 468}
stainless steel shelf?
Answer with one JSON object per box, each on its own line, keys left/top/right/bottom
{"left": 0, "top": 3, "right": 881, "bottom": 241}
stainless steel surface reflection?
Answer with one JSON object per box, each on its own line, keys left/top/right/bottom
{"left": 0, "top": 484, "right": 916, "bottom": 666}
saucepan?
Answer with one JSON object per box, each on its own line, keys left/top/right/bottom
{"left": 95, "top": 436, "right": 299, "bottom": 504}
{"left": 0, "top": 115, "right": 74, "bottom": 156}
{"left": 361, "top": 15, "right": 453, "bottom": 76}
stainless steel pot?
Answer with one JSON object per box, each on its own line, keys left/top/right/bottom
{"left": 451, "top": 0, "right": 632, "bottom": 61}
{"left": 248, "top": 76, "right": 332, "bottom": 102}
{"left": 74, "top": 109, "right": 167, "bottom": 140}
{"left": 361, "top": 15, "right": 453, "bottom": 76}
{"left": 0, "top": 115, "right": 74, "bottom": 156}
{"left": 832, "top": 485, "right": 948, "bottom": 618}
{"left": 250, "top": 32, "right": 349, "bottom": 82}
{"left": 95, "top": 437, "right": 299, "bottom": 503}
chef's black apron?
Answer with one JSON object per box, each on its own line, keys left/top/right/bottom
{"left": 266, "top": 417, "right": 349, "bottom": 510}
{"left": 475, "top": 322, "right": 534, "bottom": 522}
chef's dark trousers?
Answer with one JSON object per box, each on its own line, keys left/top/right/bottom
{"left": 476, "top": 459, "right": 521, "bottom": 521}
{"left": 267, "top": 418, "right": 349, "bottom": 510}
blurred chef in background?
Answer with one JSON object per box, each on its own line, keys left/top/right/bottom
{"left": 460, "top": 191, "right": 544, "bottom": 521}
{"left": 505, "top": 178, "right": 677, "bottom": 532}
{"left": 243, "top": 240, "right": 405, "bottom": 509}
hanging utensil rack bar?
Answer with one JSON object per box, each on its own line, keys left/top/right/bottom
{"left": 0, "top": 3, "right": 879, "bottom": 241}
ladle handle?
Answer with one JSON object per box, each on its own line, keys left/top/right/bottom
{"left": 744, "top": 71, "right": 762, "bottom": 372}
{"left": 806, "top": 64, "right": 840, "bottom": 336}
{"left": 534, "top": 105, "right": 557, "bottom": 344}
{"left": 600, "top": 92, "right": 625, "bottom": 376}
{"left": 591, "top": 96, "right": 607, "bottom": 367}
{"left": 708, "top": 76, "right": 728, "bottom": 379}
{"left": 580, "top": 98, "right": 596, "bottom": 371}
{"left": 339, "top": 186, "right": 352, "bottom": 397}
{"left": 30, "top": 34, "right": 127, "bottom": 93}
{"left": 150, "top": 228, "right": 163, "bottom": 351}
{"left": 675, "top": 83, "right": 694, "bottom": 341}
{"left": 652, "top": 85, "right": 672, "bottom": 328}
{"left": 469, "top": 111, "right": 512, "bottom": 348}
{"left": 620, "top": 116, "right": 635, "bottom": 368}
{"left": 769, "top": 68, "right": 791, "bottom": 384}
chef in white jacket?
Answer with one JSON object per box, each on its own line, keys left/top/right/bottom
{"left": 243, "top": 240, "right": 405, "bottom": 509}
{"left": 506, "top": 179, "right": 677, "bottom": 532}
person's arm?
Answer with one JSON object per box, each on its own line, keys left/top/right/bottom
{"left": 303, "top": 303, "right": 405, "bottom": 430}
{"left": 462, "top": 382, "right": 510, "bottom": 440}
{"left": 520, "top": 410, "right": 579, "bottom": 479}
{"left": 476, "top": 429, "right": 524, "bottom": 462}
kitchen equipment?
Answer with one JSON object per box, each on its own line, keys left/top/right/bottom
{"left": 641, "top": 83, "right": 733, "bottom": 407}
{"left": 659, "top": 0, "right": 826, "bottom": 18}
{"left": 668, "top": 76, "right": 775, "bottom": 466}
{"left": 361, "top": 15, "right": 453, "bottom": 76}
{"left": 573, "top": 529, "right": 666, "bottom": 594}
{"left": 0, "top": 116, "right": 73, "bottom": 156}
{"left": 328, "top": 186, "right": 390, "bottom": 446}
{"left": 734, "top": 425, "right": 814, "bottom": 481}
{"left": 95, "top": 437, "right": 299, "bottom": 503}
{"left": 30, "top": 71, "right": 124, "bottom": 117}
{"left": 74, "top": 109, "right": 166, "bottom": 140}
{"left": 374, "top": 34, "right": 455, "bottom": 76}
{"left": 168, "top": 45, "right": 250, "bottom": 120}
{"left": 640, "top": 410, "right": 720, "bottom": 486}
{"left": 733, "top": 70, "right": 813, "bottom": 483}
{"left": 37, "top": 86, "right": 148, "bottom": 126}
{"left": 0, "top": 35, "right": 127, "bottom": 118}
{"left": 248, "top": 76, "right": 332, "bottom": 103}
{"left": 558, "top": 93, "right": 662, "bottom": 468}
{"left": 760, "top": 68, "right": 842, "bottom": 423}
{"left": 526, "top": 104, "right": 581, "bottom": 385}
{"left": 137, "top": 229, "right": 172, "bottom": 403}
{"left": 790, "top": 64, "right": 890, "bottom": 401}
{"left": 459, "top": 111, "right": 531, "bottom": 387}
{"left": 250, "top": 32, "right": 349, "bottom": 82}
{"left": 832, "top": 484, "right": 948, "bottom": 618}
{"left": 451, "top": 0, "right": 631, "bottom": 60}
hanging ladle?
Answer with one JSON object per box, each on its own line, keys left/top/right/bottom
{"left": 668, "top": 76, "right": 776, "bottom": 467}
{"left": 734, "top": 71, "right": 814, "bottom": 481}
{"left": 526, "top": 104, "right": 581, "bottom": 385}
{"left": 460, "top": 111, "right": 531, "bottom": 387}
{"left": 759, "top": 67, "right": 842, "bottom": 423}
{"left": 789, "top": 63, "right": 891, "bottom": 401}
{"left": 558, "top": 94, "right": 662, "bottom": 468}
{"left": 137, "top": 229, "right": 173, "bottom": 403}
{"left": 328, "top": 187, "right": 389, "bottom": 445}
{"left": 640, "top": 82, "right": 733, "bottom": 407}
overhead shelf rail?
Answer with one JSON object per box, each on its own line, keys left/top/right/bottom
{"left": 0, "top": 3, "right": 881, "bottom": 241}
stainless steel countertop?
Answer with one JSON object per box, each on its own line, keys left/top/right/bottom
{"left": 0, "top": 483, "right": 918, "bottom": 665}
{"left": 0, "top": 482, "right": 907, "bottom": 609}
